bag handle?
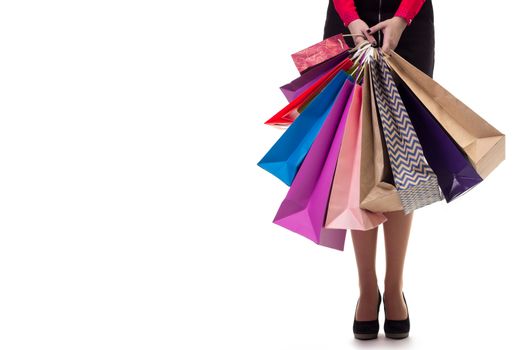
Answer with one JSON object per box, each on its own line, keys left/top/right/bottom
{"left": 345, "top": 39, "right": 391, "bottom": 83}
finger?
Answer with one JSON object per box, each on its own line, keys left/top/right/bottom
{"left": 361, "top": 29, "right": 377, "bottom": 47}
{"left": 382, "top": 43, "right": 392, "bottom": 56}
{"left": 353, "top": 36, "right": 365, "bottom": 46}
{"left": 380, "top": 31, "right": 392, "bottom": 54}
{"left": 348, "top": 32, "right": 365, "bottom": 45}
{"left": 367, "top": 22, "right": 387, "bottom": 35}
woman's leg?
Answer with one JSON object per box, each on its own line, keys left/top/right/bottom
{"left": 382, "top": 209, "right": 413, "bottom": 319}
{"left": 350, "top": 226, "right": 380, "bottom": 320}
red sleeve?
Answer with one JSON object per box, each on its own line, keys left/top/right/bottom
{"left": 395, "top": 0, "right": 426, "bottom": 25}
{"left": 333, "top": 0, "right": 360, "bottom": 27}
{"left": 333, "top": 0, "right": 426, "bottom": 27}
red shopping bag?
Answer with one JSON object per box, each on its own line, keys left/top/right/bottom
{"left": 264, "top": 57, "right": 353, "bottom": 127}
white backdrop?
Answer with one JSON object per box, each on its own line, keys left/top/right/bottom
{"left": 0, "top": 0, "right": 522, "bottom": 349}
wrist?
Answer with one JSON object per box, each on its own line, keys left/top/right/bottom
{"left": 392, "top": 15, "right": 409, "bottom": 28}
{"left": 349, "top": 18, "right": 361, "bottom": 25}
{"left": 347, "top": 18, "right": 363, "bottom": 33}
{"left": 344, "top": 16, "right": 362, "bottom": 28}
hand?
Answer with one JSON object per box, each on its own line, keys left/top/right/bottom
{"left": 347, "top": 19, "right": 377, "bottom": 47}
{"left": 367, "top": 16, "right": 408, "bottom": 55}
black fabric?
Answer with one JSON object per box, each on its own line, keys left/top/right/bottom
{"left": 353, "top": 289, "right": 382, "bottom": 335}
{"left": 384, "top": 292, "right": 410, "bottom": 335}
{"left": 323, "top": 0, "right": 435, "bottom": 77}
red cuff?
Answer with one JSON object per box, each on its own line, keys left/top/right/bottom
{"left": 394, "top": 11, "right": 412, "bottom": 25}
{"left": 342, "top": 15, "right": 360, "bottom": 27}
{"left": 333, "top": 0, "right": 360, "bottom": 27}
{"left": 394, "top": 0, "right": 426, "bottom": 26}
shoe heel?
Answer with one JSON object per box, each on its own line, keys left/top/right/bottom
{"left": 353, "top": 289, "right": 381, "bottom": 340}
{"left": 384, "top": 291, "right": 410, "bottom": 339}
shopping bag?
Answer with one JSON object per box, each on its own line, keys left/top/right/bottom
{"left": 397, "top": 79, "right": 484, "bottom": 202}
{"left": 359, "top": 66, "right": 404, "bottom": 212}
{"left": 384, "top": 51, "right": 505, "bottom": 179}
{"left": 280, "top": 50, "right": 349, "bottom": 102}
{"left": 371, "top": 54, "right": 443, "bottom": 213}
{"left": 291, "top": 33, "right": 350, "bottom": 74}
{"left": 325, "top": 81, "right": 388, "bottom": 229}
{"left": 257, "top": 70, "right": 352, "bottom": 185}
{"left": 264, "top": 58, "right": 354, "bottom": 127}
{"left": 272, "top": 79, "right": 355, "bottom": 250}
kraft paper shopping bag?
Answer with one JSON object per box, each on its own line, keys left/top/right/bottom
{"left": 384, "top": 51, "right": 505, "bottom": 179}
{"left": 397, "top": 79, "right": 484, "bottom": 202}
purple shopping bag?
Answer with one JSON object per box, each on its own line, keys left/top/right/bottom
{"left": 397, "top": 79, "right": 483, "bottom": 202}
{"left": 273, "top": 78, "right": 355, "bottom": 251}
{"left": 280, "top": 51, "right": 349, "bottom": 102}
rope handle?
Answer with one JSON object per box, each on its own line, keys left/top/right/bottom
{"left": 343, "top": 39, "right": 391, "bottom": 84}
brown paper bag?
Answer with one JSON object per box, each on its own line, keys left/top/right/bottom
{"left": 384, "top": 52, "right": 505, "bottom": 179}
{"left": 359, "top": 65, "right": 404, "bottom": 212}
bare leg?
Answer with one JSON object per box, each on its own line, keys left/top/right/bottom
{"left": 383, "top": 209, "right": 413, "bottom": 320}
{"left": 350, "top": 226, "right": 380, "bottom": 321}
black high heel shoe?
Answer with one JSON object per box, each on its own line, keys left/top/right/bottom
{"left": 353, "top": 289, "right": 381, "bottom": 340}
{"left": 384, "top": 291, "right": 410, "bottom": 339}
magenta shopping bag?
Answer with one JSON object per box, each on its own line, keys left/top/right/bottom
{"left": 273, "top": 79, "right": 355, "bottom": 250}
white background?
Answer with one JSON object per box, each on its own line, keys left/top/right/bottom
{"left": 0, "top": 0, "right": 522, "bottom": 349}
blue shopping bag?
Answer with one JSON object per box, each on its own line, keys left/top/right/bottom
{"left": 257, "top": 69, "right": 353, "bottom": 186}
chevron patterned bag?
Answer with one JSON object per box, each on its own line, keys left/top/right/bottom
{"left": 359, "top": 65, "right": 404, "bottom": 212}
{"left": 370, "top": 53, "right": 444, "bottom": 214}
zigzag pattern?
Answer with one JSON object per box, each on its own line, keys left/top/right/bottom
{"left": 370, "top": 55, "right": 443, "bottom": 213}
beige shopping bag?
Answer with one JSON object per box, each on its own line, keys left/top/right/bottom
{"left": 359, "top": 65, "right": 404, "bottom": 212}
{"left": 384, "top": 52, "right": 505, "bottom": 179}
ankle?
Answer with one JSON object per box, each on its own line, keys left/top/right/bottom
{"left": 358, "top": 282, "right": 379, "bottom": 295}
{"left": 383, "top": 281, "right": 403, "bottom": 295}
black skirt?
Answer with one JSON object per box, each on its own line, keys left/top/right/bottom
{"left": 323, "top": 0, "right": 435, "bottom": 77}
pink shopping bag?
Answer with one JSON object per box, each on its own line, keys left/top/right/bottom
{"left": 325, "top": 82, "right": 388, "bottom": 230}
